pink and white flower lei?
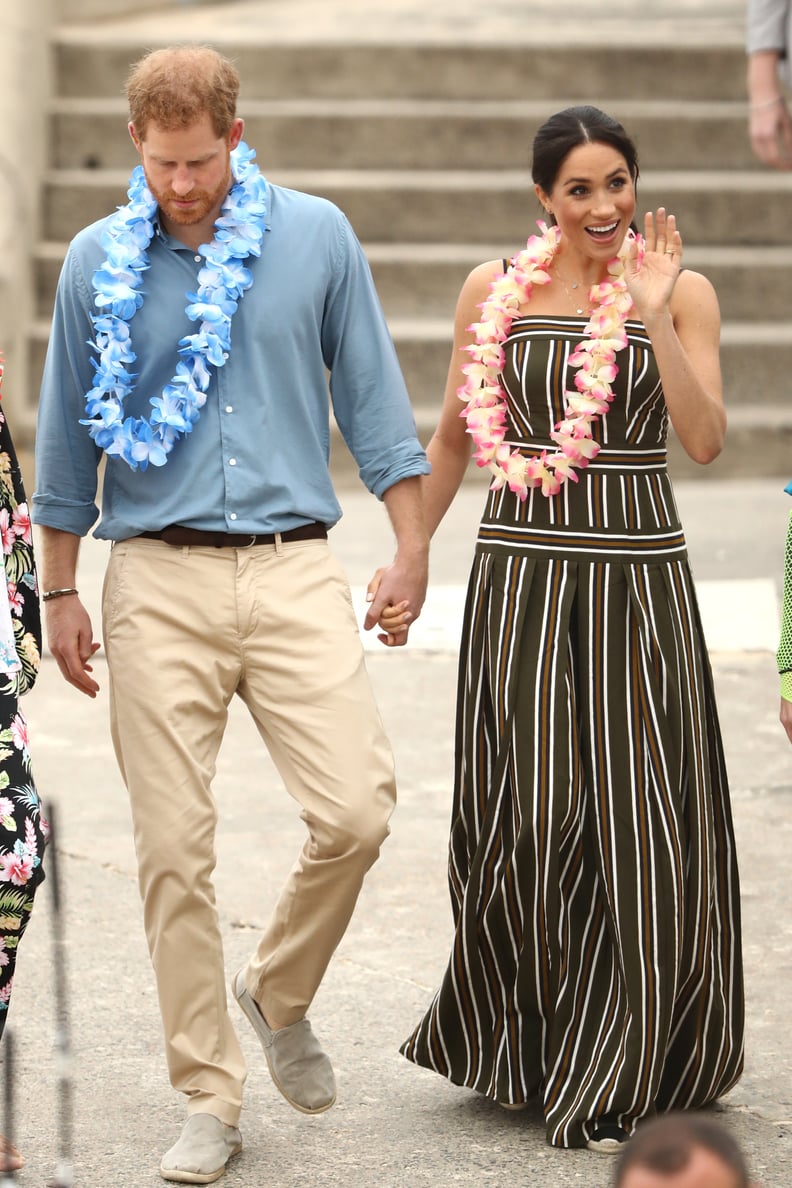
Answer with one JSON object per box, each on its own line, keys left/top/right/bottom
{"left": 459, "top": 221, "right": 644, "bottom": 499}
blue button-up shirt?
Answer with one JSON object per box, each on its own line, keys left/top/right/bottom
{"left": 32, "top": 180, "right": 429, "bottom": 541}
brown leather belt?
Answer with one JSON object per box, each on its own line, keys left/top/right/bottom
{"left": 136, "top": 522, "right": 327, "bottom": 548}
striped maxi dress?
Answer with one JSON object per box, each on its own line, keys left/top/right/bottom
{"left": 400, "top": 315, "right": 744, "bottom": 1149}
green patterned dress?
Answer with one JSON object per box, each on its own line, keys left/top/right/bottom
{"left": 401, "top": 315, "right": 744, "bottom": 1148}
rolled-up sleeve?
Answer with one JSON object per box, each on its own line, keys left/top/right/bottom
{"left": 321, "top": 215, "right": 430, "bottom": 499}
{"left": 746, "top": 0, "right": 790, "bottom": 56}
{"left": 32, "top": 243, "right": 102, "bottom": 537}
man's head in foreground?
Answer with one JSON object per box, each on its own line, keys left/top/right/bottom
{"left": 613, "top": 1114, "right": 757, "bottom": 1188}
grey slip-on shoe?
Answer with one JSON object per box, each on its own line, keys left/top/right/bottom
{"left": 232, "top": 968, "right": 336, "bottom": 1114}
{"left": 160, "top": 1113, "right": 242, "bottom": 1184}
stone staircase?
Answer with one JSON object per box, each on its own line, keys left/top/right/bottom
{"left": 30, "top": 31, "right": 792, "bottom": 482}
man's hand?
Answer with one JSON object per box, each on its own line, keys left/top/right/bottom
{"left": 364, "top": 551, "right": 427, "bottom": 648}
{"left": 365, "top": 561, "right": 413, "bottom": 647}
{"left": 750, "top": 97, "right": 792, "bottom": 169}
{"left": 747, "top": 51, "right": 792, "bottom": 169}
{"left": 363, "top": 475, "right": 429, "bottom": 648}
{"left": 45, "top": 596, "right": 101, "bottom": 697}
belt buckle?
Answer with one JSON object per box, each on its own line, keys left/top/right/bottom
{"left": 240, "top": 533, "right": 258, "bottom": 549}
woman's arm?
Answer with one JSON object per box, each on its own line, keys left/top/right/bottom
{"left": 650, "top": 269, "right": 726, "bottom": 465}
{"left": 626, "top": 209, "right": 726, "bottom": 465}
{"left": 365, "top": 260, "right": 499, "bottom": 642}
{"left": 421, "top": 260, "right": 501, "bottom": 537}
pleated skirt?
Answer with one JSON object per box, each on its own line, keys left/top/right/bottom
{"left": 400, "top": 450, "right": 744, "bottom": 1148}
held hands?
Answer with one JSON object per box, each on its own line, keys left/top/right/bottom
{"left": 624, "top": 208, "right": 681, "bottom": 324}
{"left": 364, "top": 565, "right": 420, "bottom": 648}
{"left": 375, "top": 597, "right": 412, "bottom": 647}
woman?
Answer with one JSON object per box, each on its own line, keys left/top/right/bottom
{"left": 0, "top": 356, "right": 47, "bottom": 1172}
{"left": 384, "top": 106, "right": 744, "bottom": 1151}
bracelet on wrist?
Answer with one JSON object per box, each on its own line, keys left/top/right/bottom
{"left": 42, "top": 587, "right": 79, "bottom": 602}
{"left": 750, "top": 96, "right": 784, "bottom": 111}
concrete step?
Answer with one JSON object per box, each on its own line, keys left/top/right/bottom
{"left": 53, "top": 40, "right": 747, "bottom": 102}
{"left": 385, "top": 319, "right": 792, "bottom": 414}
{"left": 28, "top": 5, "right": 771, "bottom": 483}
{"left": 35, "top": 240, "right": 792, "bottom": 323}
{"left": 18, "top": 352, "right": 790, "bottom": 485}
{"left": 50, "top": 97, "right": 761, "bottom": 173}
{"left": 365, "top": 244, "right": 792, "bottom": 322}
{"left": 328, "top": 402, "right": 792, "bottom": 487}
{"left": 27, "top": 315, "right": 792, "bottom": 421}
{"left": 41, "top": 168, "right": 792, "bottom": 248}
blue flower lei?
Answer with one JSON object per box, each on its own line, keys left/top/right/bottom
{"left": 81, "top": 141, "right": 267, "bottom": 471}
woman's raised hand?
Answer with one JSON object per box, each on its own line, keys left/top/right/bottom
{"left": 624, "top": 208, "right": 681, "bottom": 324}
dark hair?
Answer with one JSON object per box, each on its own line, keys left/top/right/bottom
{"left": 613, "top": 1114, "right": 750, "bottom": 1187}
{"left": 531, "top": 105, "right": 639, "bottom": 201}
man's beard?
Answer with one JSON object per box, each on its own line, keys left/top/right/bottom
{"left": 146, "top": 162, "right": 232, "bottom": 228}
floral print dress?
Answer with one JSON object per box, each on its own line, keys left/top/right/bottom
{"left": 0, "top": 369, "right": 47, "bottom": 1035}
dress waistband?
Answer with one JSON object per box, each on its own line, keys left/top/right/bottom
{"left": 508, "top": 443, "right": 668, "bottom": 471}
{"left": 135, "top": 522, "right": 327, "bottom": 548}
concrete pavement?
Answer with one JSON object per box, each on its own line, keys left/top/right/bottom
{"left": 5, "top": 476, "right": 791, "bottom": 1188}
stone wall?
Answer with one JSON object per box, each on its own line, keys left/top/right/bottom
{"left": 0, "top": 3, "right": 52, "bottom": 426}
{"left": 55, "top": 0, "right": 231, "bottom": 21}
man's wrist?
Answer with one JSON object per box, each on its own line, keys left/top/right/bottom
{"left": 42, "top": 587, "right": 79, "bottom": 602}
{"left": 395, "top": 538, "right": 429, "bottom": 564}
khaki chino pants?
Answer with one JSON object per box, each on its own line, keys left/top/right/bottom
{"left": 102, "top": 536, "right": 396, "bottom": 1124}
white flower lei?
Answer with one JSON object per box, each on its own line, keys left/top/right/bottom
{"left": 81, "top": 141, "right": 267, "bottom": 471}
{"left": 459, "top": 221, "right": 643, "bottom": 499}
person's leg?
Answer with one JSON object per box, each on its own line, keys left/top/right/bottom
{"left": 235, "top": 539, "right": 396, "bottom": 1027}
{"left": 103, "top": 540, "right": 247, "bottom": 1126}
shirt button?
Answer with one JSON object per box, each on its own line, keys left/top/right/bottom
{"left": 194, "top": 255, "right": 201, "bottom": 263}
{"left": 225, "top": 405, "right": 233, "bottom": 413}
{"left": 229, "top": 458, "right": 237, "bottom": 466}
{"left": 229, "top": 513, "right": 238, "bottom": 521}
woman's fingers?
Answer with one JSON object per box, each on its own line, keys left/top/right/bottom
{"left": 643, "top": 208, "right": 682, "bottom": 260}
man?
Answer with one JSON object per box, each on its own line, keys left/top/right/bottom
{"left": 613, "top": 1115, "right": 756, "bottom": 1188}
{"left": 746, "top": 0, "right": 792, "bottom": 167}
{"left": 33, "top": 45, "right": 429, "bottom": 1184}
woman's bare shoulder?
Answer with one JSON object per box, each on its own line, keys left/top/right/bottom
{"left": 671, "top": 267, "right": 720, "bottom": 311}
{"left": 456, "top": 258, "right": 507, "bottom": 310}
